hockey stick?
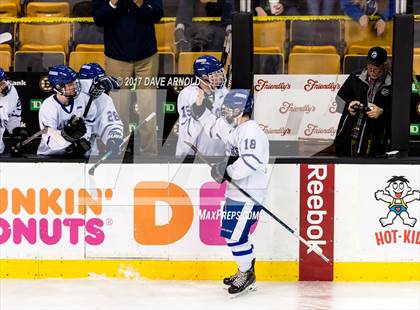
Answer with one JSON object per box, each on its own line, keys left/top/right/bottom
{"left": 83, "top": 95, "right": 95, "bottom": 118}
{"left": 185, "top": 141, "right": 330, "bottom": 263}
{"left": 10, "top": 127, "right": 66, "bottom": 153}
{"left": 221, "top": 30, "right": 231, "bottom": 67}
{"left": 221, "top": 30, "right": 232, "bottom": 89}
{"left": 88, "top": 112, "right": 156, "bottom": 176}
{"left": 0, "top": 32, "right": 12, "bottom": 44}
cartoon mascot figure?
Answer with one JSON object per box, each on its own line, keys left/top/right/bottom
{"left": 375, "top": 176, "right": 419, "bottom": 227}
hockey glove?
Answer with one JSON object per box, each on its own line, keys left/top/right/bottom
{"left": 9, "top": 126, "right": 28, "bottom": 156}
{"left": 65, "top": 138, "right": 91, "bottom": 157}
{"left": 106, "top": 136, "right": 123, "bottom": 159}
{"left": 202, "top": 93, "right": 214, "bottom": 111}
{"left": 190, "top": 102, "right": 206, "bottom": 121}
{"left": 61, "top": 115, "right": 86, "bottom": 142}
{"left": 211, "top": 161, "right": 232, "bottom": 184}
{"left": 89, "top": 75, "right": 120, "bottom": 98}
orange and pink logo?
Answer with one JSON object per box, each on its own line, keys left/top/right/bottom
{"left": 0, "top": 188, "right": 112, "bottom": 245}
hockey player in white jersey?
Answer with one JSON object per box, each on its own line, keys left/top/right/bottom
{"left": 175, "top": 55, "right": 227, "bottom": 156}
{"left": 78, "top": 63, "right": 123, "bottom": 158}
{"left": 38, "top": 64, "right": 96, "bottom": 157}
{"left": 0, "top": 68, "right": 28, "bottom": 155}
{"left": 191, "top": 89, "right": 269, "bottom": 296}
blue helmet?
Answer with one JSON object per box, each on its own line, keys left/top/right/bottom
{"left": 79, "top": 63, "right": 105, "bottom": 79}
{"left": 48, "top": 64, "right": 80, "bottom": 98}
{"left": 193, "top": 56, "right": 222, "bottom": 77}
{"left": 221, "top": 89, "right": 253, "bottom": 127}
{"left": 0, "top": 67, "right": 11, "bottom": 96}
{"left": 193, "top": 56, "right": 226, "bottom": 90}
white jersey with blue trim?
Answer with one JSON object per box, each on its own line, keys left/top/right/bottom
{"left": 37, "top": 92, "right": 97, "bottom": 155}
{"left": 199, "top": 110, "right": 270, "bottom": 204}
{"left": 176, "top": 85, "right": 227, "bottom": 156}
{"left": 0, "top": 85, "right": 22, "bottom": 154}
{"left": 79, "top": 79, "right": 123, "bottom": 147}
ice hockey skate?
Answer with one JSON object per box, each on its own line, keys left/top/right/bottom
{"left": 223, "top": 258, "right": 255, "bottom": 287}
{"left": 227, "top": 267, "right": 256, "bottom": 297}
{"left": 223, "top": 270, "right": 240, "bottom": 286}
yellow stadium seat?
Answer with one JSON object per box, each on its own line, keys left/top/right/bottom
{"left": 26, "top": 2, "right": 69, "bottom": 17}
{"left": 414, "top": 55, "right": 420, "bottom": 75}
{"left": 254, "top": 47, "right": 281, "bottom": 54}
{"left": 290, "top": 20, "right": 342, "bottom": 55}
{"left": 414, "top": 48, "right": 420, "bottom": 55}
{"left": 0, "top": 3, "right": 17, "bottom": 17}
{"left": 0, "top": 44, "right": 11, "bottom": 53}
{"left": 345, "top": 20, "right": 393, "bottom": 55}
{"left": 75, "top": 44, "right": 105, "bottom": 52}
{"left": 254, "top": 21, "right": 286, "bottom": 54}
{"left": 0, "top": 22, "right": 15, "bottom": 54}
{"left": 159, "top": 51, "right": 175, "bottom": 74}
{"left": 288, "top": 53, "right": 341, "bottom": 74}
{"left": 0, "top": 0, "right": 20, "bottom": 14}
{"left": 14, "top": 51, "right": 65, "bottom": 72}
{"left": 73, "top": 23, "right": 104, "bottom": 51}
{"left": 0, "top": 51, "right": 11, "bottom": 71}
{"left": 348, "top": 45, "right": 392, "bottom": 55}
{"left": 69, "top": 51, "right": 105, "bottom": 71}
{"left": 343, "top": 54, "right": 392, "bottom": 74}
{"left": 178, "top": 52, "right": 222, "bottom": 74}
{"left": 254, "top": 52, "right": 284, "bottom": 74}
{"left": 155, "top": 22, "right": 175, "bottom": 53}
{"left": 291, "top": 45, "right": 337, "bottom": 54}
{"left": 18, "top": 23, "right": 71, "bottom": 54}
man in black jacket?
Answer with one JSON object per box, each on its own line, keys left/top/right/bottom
{"left": 92, "top": 0, "right": 163, "bottom": 156}
{"left": 334, "top": 46, "right": 392, "bottom": 157}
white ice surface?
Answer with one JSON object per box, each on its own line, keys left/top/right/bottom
{"left": 0, "top": 278, "right": 419, "bottom": 310}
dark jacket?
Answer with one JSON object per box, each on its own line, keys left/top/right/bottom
{"left": 92, "top": 0, "right": 163, "bottom": 62}
{"left": 334, "top": 68, "right": 392, "bottom": 157}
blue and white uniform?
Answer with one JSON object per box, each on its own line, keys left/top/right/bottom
{"left": 176, "top": 85, "right": 227, "bottom": 156}
{"left": 0, "top": 85, "right": 22, "bottom": 154}
{"left": 37, "top": 92, "right": 97, "bottom": 155}
{"left": 176, "top": 55, "right": 228, "bottom": 157}
{"left": 197, "top": 90, "right": 270, "bottom": 272}
{"left": 79, "top": 78, "right": 124, "bottom": 153}
{"left": 37, "top": 64, "right": 97, "bottom": 156}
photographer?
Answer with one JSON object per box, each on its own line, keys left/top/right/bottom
{"left": 334, "top": 46, "right": 392, "bottom": 157}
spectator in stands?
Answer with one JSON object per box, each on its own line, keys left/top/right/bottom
{"left": 341, "top": 0, "right": 395, "bottom": 36}
{"left": 306, "top": 0, "right": 339, "bottom": 15}
{"left": 253, "top": 0, "right": 303, "bottom": 16}
{"left": 334, "top": 46, "right": 392, "bottom": 157}
{"left": 175, "top": 0, "right": 234, "bottom": 53}
{"left": 92, "top": 0, "right": 162, "bottom": 156}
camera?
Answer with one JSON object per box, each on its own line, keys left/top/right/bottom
{"left": 350, "top": 103, "right": 371, "bottom": 142}
{"left": 351, "top": 103, "right": 372, "bottom": 114}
